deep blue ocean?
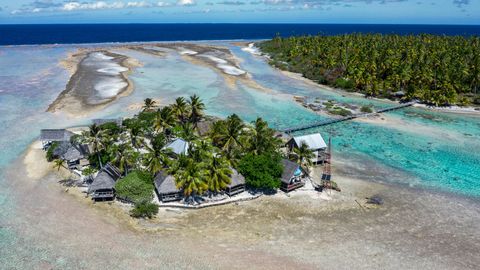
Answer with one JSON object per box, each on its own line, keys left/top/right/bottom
{"left": 0, "top": 24, "right": 479, "bottom": 45}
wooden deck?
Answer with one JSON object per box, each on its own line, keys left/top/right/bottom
{"left": 283, "top": 102, "right": 415, "bottom": 134}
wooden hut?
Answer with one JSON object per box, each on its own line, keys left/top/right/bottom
{"left": 226, "top": 168, "right": 246, "bottom": 196}
{"left": 280, "top": 159, "right": 305, "bottom": 192}
{"left": 287, "top": 133, "right": 327, "bottom": 165}
{"left": 88, "top": 163, "right": 122, "bottom": 201}
{"left": 92, "top": 118, "right": 123, "bottom": 126}
{"left": 60, "top": 143, "right": 90, "bottom": 170}
{"left": 40, "top": 129, "right": 74, "bottom": 149}
{"left": 154, "top": 171, "right": 183, "bottom": 202}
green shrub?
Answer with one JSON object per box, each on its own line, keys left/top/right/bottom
{"left": 238, "top": 152, "right": 282, "bottom": 191}
{"left": 46, "top": 142, "right": 59, "bottom": 162}
{"left": 115, "top": 170, "right": 154, "bottom": 203}
{"left": 82, "top": 166, "right": 97, "bottom": 176}
{"left": 99, "top": 122, "right": 122, "bottom": 134}
{"left": 335, "top": 77, "right": 354, "bottom": 90}
{"left": 130, "top": 201, "right": 159, "bottom": 219}
{"left": 329, "top": 107, "right": 352, "bottom": 117}
{"left": 360, "top": 105, "right": 373, "bottom": 113}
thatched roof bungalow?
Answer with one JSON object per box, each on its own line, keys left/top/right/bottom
{"left": 40, "top": 129, "right": 74, "bottom": 148}
{"left": 226, "top": 169, "right": 246, "bottom": 196}
{"left": 154, "top": 171, "right": 182, "bottom": 202}
{"left": 280, "top": 159, "right": 305, "bottom": 192}
{"left": 88, "top": 163, "right": 122, "bottom": 201}
{"left": 92, "top": 118, "right": 123, "bottom": 126}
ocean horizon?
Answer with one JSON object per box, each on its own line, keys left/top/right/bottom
{"left": 1, "top": 23, "right": 480, "bottom": 46}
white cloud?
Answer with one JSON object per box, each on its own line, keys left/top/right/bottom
{"left": 177, "top": 0, "right": 196, "bottom": 6}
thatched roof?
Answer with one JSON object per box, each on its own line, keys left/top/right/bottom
{"left": 154, "top": 171, "right": 181, "bottom": 194}
{"left": 62, "top": 144, "right": 90, "bottom": 161}
{"left": 88, "top": 171, "right": 116, "bottom": 193}
{"left": 281, "top": 159, "right": 301, "bottom": 184}
{"left": 40, "top": 129, "right": 74, "bottom": 142}
{"left": 228, "top": 168, "right": 245, "bottom": 188}
{"left": 102, "top": 163, "right": 122, "bottom": 180}
{"left": 92, "top": 118, "right": 123, "bottom": 126}
{"left": 197, "top": 120, "right": 214, "bottom": 136}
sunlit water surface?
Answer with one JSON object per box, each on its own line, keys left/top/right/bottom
{"left": 1, "top": 41, "right": 479, "bottom": 267}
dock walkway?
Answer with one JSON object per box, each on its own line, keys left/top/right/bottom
{"left": 283, "top": 102, "right": 415, "bottom": 133}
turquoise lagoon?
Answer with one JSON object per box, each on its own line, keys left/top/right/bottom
{"left": 1, "top": 41, "right": 479, "bottom": 204}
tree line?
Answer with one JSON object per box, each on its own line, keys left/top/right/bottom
{"left": 258, "top": 34, "right": 480, "bottom": 106}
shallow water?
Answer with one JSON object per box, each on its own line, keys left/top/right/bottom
{"left": 0, "top": 41, "right": 480, "bottom": 268}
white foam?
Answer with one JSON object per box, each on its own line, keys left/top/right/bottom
{"left": 92, "top": 52, "right": 114, "bottom": 60}
{"left": 97, "top": 65, "right": 128, "bottom": 75}
{"left": 242, "top": 43, "right": 261, "bottom": 55}
{"left": 179, "top": 49, "right": 198, "bottom": 55}
{"left": 94, "top": 78, "right": 128, "bottom": 98}
{"left": 217, "top": 64, "right": 246, "bottom": 76}
{"left": 198, "top": 54, "right": 228, "bottom": 64}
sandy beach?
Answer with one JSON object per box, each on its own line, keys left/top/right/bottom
{"left": 2, "top": 141, "right": 477, "bottom": 269}
{"left": 48, "top": 49, "right": 141, "bottom": 117}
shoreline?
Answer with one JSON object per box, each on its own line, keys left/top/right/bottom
{"left": 48, "top": 48, "right": 142, "bottom": 118}
{"left": 253, "top": 48, "right": 480, "bottom": 116}
{"left": 6, "top": 138, "right": 479, "bottom": 269}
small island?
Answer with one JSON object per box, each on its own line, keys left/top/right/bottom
{"left": 40, "top": 96, "right": 340, "bottom": 218}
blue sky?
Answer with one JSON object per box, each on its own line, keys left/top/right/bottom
{"left": 0, "top": 0, "right": 478, "bottom": 24}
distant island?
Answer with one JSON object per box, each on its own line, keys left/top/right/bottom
{"left": 258, "top": 34, "right": 480, "bottom": 107}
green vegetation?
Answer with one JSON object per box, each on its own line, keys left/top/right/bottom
{"left": 130, "top": 201, "right": 159, "bottom": 218}
{"left": 238, "top": 152, "right": 283, "bottom": 191}
{"left": 45, "top": 142, "right": 59, "bottom": 162}
{"left": 115, "top": 170, "right": 154, "bottom": 203}
{"left": 360, "top": 105, "right": 374, "bottom": 113}
{"left": 259, "top": 34, "right": 480, "bottom": 106}
{"left": 78, "top": 95, "right": 287, "bottom": 206}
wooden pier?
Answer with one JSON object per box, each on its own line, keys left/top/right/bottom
{"left": 283, "top": 102, "right": 415, "bottom": 134}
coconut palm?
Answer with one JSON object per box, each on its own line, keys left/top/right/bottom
{"left": 171, "top": 97, "right": 189, "bottom": 123}
{"left": 81, "top": 124, "right": 106, "bottom": 168}
{"left": 143, "top": 145, "right": 172, "bottom": 175}
{"left": 177, "top": 122, "right": 197, "bottom": 143}
{"left": 153, "top": 106, "right": 176, "bottom": 134}
{"left": 292, "top": 142, "right": 315, "bottom": 173}
{"left": 128, "top": 125, "right": 145, "bottom": 150}
{"left": 187, "top": 94, "right": 205, "bottom": 127}
{"left": 53, "top": 159, "right": 66, "bottom": 171}
{"left": 204, "top": 156, "right": 232, "bottom": 193}
{"left": 174, "top": 159, "right": 208, "bottom": 199}
{"left": 142, "top": 98, "right": 157, "bottom": 112}
{"left": 248, "top": 117, "right": 280, "bottom": 155}
{"left": 111, "top": 144, "right": 135, "bottom": 175}
{"left": 210, "top": 114, "right": 245, "bottom": 161}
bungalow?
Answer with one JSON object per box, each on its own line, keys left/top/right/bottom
{"left": 280, "top": 159, "right": 305, "bottom": 192}
{"left": 165, "top": 138, "right": 189, "bottom": 156}
{"left": 40, "top": 129, "right": 74, "bottom": 149}
{"left": 154, "top": 171, "right": 183, "bottom": 202}
{"left": 88, "top": 163, "right": 122, "bottom": 201}
{"left": 226, "top": 169, "right": 246, "bottom": 196}
{"left": 287, "top": 133, "right": 327, "bottom": 165}
{"left": 63, "top": 144, "right": 90, "bottom": 170}
{"left": 92, "top": 118, "right": 123, "bottom": 127}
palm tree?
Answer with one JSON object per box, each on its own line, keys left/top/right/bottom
{"left": 174, "top": 159, "right": 208, "bottom": 200}
{"left": 204, "top": 156, "right": 232, "bottom": 193}
{"left": 210, "top": 114, "right": 245, "bottom": 162}
{"left": 142, "top": 98, "right": 157, "bottom": 112}
{"left": 128, "top": 125, "right": 145, "bottom": 150}
{"left": 171, "top": 97, "right": 189, "bottom": 123}
{"left": 292, "top": 142, "right": 314, "bottom": 173}
{"left": 248, "top": 117, "right": 279, "bottom": 155}
{"left": 81, "top": 124, "right": 106, "bottom": 168}
{"left": 187, "top": 94, "right": 205, "bottom": 127}
{"left": 143, "top": 145, "right": 172, "bottom": 175}
{"left": 177, "top": 122, "right": 197, "bottom": 143}
{"left": 153, "top": 106, "right": 176, "bottom": 134}
{"left": 111, "top": 144, "right": 135, "bottom": 176}
{"left": 53, "top": 159, "right": 66, "bottom": 171}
